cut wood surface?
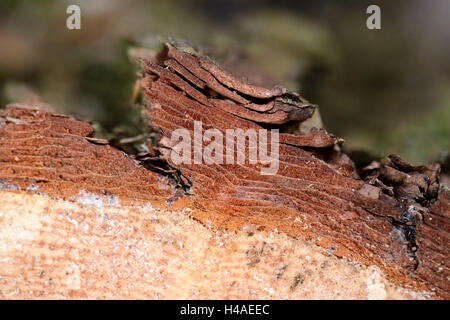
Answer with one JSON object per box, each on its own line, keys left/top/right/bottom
{"left": 0, "top": 41, "right": 448, "bottom": 299}
{"left": 0, "top": 190, "right": 430, "bottom": 299}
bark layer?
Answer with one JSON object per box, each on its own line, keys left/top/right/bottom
{"left": 0, "top": 107, "right": 174, "bottom": 203}
{"left": 139, "top": 42, "right": 449, "bottom": 297}
{"left": 0, "top": 42, "right": 448, "bottom": 298}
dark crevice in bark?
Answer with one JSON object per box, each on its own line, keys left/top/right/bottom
{"left": 135, "top": 152, "right": 193, "bottom": 193}
{"left": 359, "top": 154, "right": 443, "bottom": 275}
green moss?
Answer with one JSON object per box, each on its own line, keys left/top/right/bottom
{"left": 290, "top": 274, "right": 303, "bottom": 290}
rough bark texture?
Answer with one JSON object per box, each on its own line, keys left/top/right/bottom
{"left": 0, "top": 42, "right": 448, "bottom": 299}
{"left": 138, "top": 42, "right": 449, "bottom": 297}
{"left": 416, "top": 191, "right": 450, "bottom": 295}
{"left": 0, "top": 106, "right": 174, "bottom": 203}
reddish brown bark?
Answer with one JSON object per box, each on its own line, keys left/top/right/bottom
{"left": 0, "top": 42, "right": 448, "bottom": 298}
{"left": 0, "top": 107, "right": 174, "bottom": 204}
{"left": 139, "top": 42, "right": 449, "bottom": 297}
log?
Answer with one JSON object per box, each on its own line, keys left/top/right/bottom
{"left": 0, "top": 41, "right": 448, "bottom": 299}
{"left": 139, "top": 42, "right": 449, "bottom": 298}
{"left": 0, "top": 104, "right": 447, "bottom": 299}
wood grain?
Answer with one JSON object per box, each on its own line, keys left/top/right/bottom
{"left": 0, "top": 42, "right": 448, "bottom": 298}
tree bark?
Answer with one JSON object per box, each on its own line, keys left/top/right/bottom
{"left": 0, "top": 42, "right": 448, "bottom": 298}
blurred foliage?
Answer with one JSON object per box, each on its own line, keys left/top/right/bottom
{"left": 0, "top": 0, "right": 448, "bottom": 164}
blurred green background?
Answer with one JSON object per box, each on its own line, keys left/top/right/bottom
{"left": 0, "top": 0, "right": 449, "bottom": 164}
